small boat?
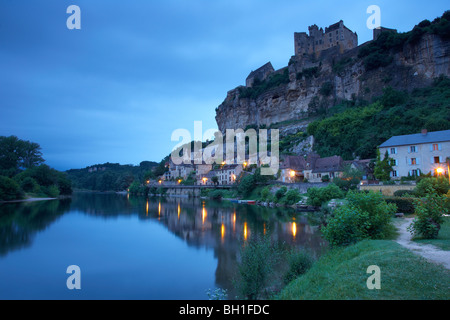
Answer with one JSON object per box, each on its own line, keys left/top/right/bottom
{"left": 239, "top": 200, "right": 256, "bottom": 205}
{"left": 229, "top": 199, "right": 239, "bottom": 203}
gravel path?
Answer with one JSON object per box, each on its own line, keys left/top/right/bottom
{"left": 395, "top": 218, "right": 450, "bottom": 270}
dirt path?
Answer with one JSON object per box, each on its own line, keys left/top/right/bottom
{"left": 395, "top": 218, "right": 450, "bottom": 270}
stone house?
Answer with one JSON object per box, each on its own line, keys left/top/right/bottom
{"left": 379, "top": 129, "right": 450, "bottom": 178}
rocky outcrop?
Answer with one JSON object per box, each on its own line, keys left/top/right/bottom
{"left": 215, "top": 33, "right": 450, "bottom": 133}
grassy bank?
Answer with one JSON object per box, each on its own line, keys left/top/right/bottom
{"left": 277, "top": 240, "right": 450, "bottom": 300}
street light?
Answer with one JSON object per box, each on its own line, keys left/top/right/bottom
{"left": 436, "top": 167, "right": 444, "bottom": 176}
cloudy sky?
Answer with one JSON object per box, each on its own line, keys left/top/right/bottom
{"left": 0, "top": 0, "right": 448, "bottom": 170}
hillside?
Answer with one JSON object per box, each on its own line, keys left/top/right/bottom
{"left": 66, "top": 161, "right": 159, "bottom": 192}
{"left": 215, "top": 12, "right": 450, "bottom": 138}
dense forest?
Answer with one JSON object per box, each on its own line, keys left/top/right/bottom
{"left": 307, "top": 75, "right": 450, "bottom": 160}
{"left": 66, "top": 158, "right": 169, "bottom": 192}
{"left": 0, "top": 136, "right": 72, "bottom": 201}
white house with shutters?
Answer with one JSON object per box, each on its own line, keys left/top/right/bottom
{"left": 378, "top": 129, "right": 450, "bottom": 179}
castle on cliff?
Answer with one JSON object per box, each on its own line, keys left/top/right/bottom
{"left": 294, "top": 20, "right": 358, "bottom": 56}
{"left": 246, "top": 20, "right": 358, "bottom": 87}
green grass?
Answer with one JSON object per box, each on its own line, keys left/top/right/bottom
{"left": 277, "top": 240, "right": 450, "bottom": 300}
{"left": 413, "top": 217, "right": 450, "bottom": 251}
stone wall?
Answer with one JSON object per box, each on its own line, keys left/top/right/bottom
{"left": 359, "top": 184, "right": 416, "bottom": 196}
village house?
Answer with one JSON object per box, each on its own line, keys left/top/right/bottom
{"left": 379, "top": 129, "right": 450, "bottom": 178}
{"left": 279, "top": 153, "right": 345, "bottom": 183}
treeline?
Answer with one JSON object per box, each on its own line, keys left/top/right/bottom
{"left": 307, "top": 75, "right": 450, "bottom": 160}
{"left": 0, "top": 136, "right": 72, "bottom": 201}
{"left": 66, "top": 158, "right": 168, "bottom": 192}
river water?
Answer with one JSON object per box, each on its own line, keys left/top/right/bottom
{"left": 0, "top": 192, "right": 326, "bottom": 300}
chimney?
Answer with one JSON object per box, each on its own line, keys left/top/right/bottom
{"left": 421, "top": 129, "right": 428, "bottom": 136}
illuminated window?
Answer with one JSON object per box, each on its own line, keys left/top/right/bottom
{"left": 432, "top": 144, "right": 439, "bottom": 151}
{"left": 411, "top": 158, "right": 417, "bottom": 165}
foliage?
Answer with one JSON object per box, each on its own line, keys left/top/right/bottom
{"left": 408, "top": 192, "right": 448, "bottom": 239}
{"left": 414, "top": 177, "right": 449, "bottom": 197}
{"left": 67, "top": 161, "right": 159, "bottom": 192}
{"left": 260, "top": 186, "right": 271, "bottom": 201}
{"left": 128, "top": 181, "right": 149, "bottom": 196}
{"left": 209, "top": 189, "right": 225, "bottom": 200}
{"left": 307, "top": 77, "right": 450, "bottom": 160}
{"left": 275, "top": 186, "right": 287, "bottom": 201}
{"left": 296, "top": 66, "right": 320, "bottom": 80}
{"left": 283, "top": 250, "right": 314, "bottom": 285}
{"left": 239, "top": 69, "right": 290, "bottom": 99}
{"left": 0, "top": 136, "right": 44, "bottom": 177}
{"left": 319, "top": 82, "right": 333, "bottom": 97}
{"left": 393, "top": 189, "right": 415, "bottom": 197}
{"left": 0, "top": 176, "right": 23, "bottom": 201}
{"left": 281, "top": 189, "right": 302, "bottom": 205}
{"left": 306, "top": 184, "right": 344, "bottom": 207}
{"left": 384, "top": 197, "right": 416, "bottom": 214}
{"left": 238, "top": 175, "right": 256, "bottom": 197}
{"left": 321, "top": 191, "right": 397, "bottom": 246}
{"left": 235, "top": 235, "right": 281, "bottom": 300}
{"left": 374, "top": 150, "right": 394, "bottom": 181}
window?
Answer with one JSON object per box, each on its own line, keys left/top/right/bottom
{"left": 432, "top": 144, "right": 439, "bottom": 151}
{"left": 434, "top": 156, "right": 440, "bottom": 164}
{"left": 390, "top": 148, "right": 397, "bottom": 155}
{"left": 317, "top": 173, "right": 322, "bottom": 178}
{"left": 391, "top": 171, "right": 398, "bottom": 178}
{"left": 410, "top": 146, "right": 417, "bottom": 153}
{"left": 411, "top": 158, "right": 417, "bottom": 165}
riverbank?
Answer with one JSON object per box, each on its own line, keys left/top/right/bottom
{"left": 0, "top": 197, "right": 57, "bottom": 204}
{"left": 277, "top": 239, "right": 450, "bottom": 300}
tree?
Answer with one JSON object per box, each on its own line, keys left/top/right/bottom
{"left": 374, "top": 150, "right": 393, "bottom": 181}
{"left": 0, "top": 136, "right": 44, "bottom": 176}
{"left": 211, "top": 176, "right": 219, "bottom": 186}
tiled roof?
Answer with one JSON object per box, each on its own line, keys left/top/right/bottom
{"left": 280, "top": 156, "right": 306, "bottom": 171}
{"left": 312, "top": 155, "right": 343, "bottom": 173}
{"left": 379, "top": 130, "right": 450, "bottom": 148}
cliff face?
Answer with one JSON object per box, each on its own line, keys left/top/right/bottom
{"left": 215, "top": 33, "right": 450, "bottom": 133}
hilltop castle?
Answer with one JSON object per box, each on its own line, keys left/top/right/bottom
{"left": 246, "top": 20, "right": 358, "bottom": 87}
{"left": 294, "top": 20, "right": 358, "bottom": 56}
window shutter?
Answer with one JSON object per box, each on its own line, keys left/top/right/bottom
{"left": 416, "top": 158, "right": 420, "bottom": 165}
{"left": 408, "top": 159, "right": 412, "bottom": 165}
{"left": 440, "top": 156, "right": 443, "bottom": 163}
{"left": 431, "top": 157, "right": 434, "bottom": 164}
{"left": 438, "top": 144, "right": 442, "bottom": 151}
{"left": 430, "top": 144, "right": 433, "bottom": 152}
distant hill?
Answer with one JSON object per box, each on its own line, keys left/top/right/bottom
{"left": 66, "top": 161, "right": 159, "bottom": 192}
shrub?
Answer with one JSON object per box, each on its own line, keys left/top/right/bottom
{"left": 414, "top": 177, "right": 449, "bottom": 197}
{"left": 393, "top": 190, "right": 415, "bottom": 197}
{"left": 408, "top": 193, "right": 448, "bottom": 239}
{"left": 384, "top": 197, "right": 416, "bottom": 214}
{"left": 322, "top": 191, "right": 397, "bottom": 246}
{"left": 0, "top": 176, "right": 23, "bottom": 201}
{"left": 238, "top": 175, "right": 256, "bottom": 197}
{"left": 275, "top": 186, "right": 287, "bottom": 201}
{"left": 283, "top": 250, "right": 314, "bottom": 285}
{"left": 20, "top": 177, "right": 38, "bottom": 193}
{"left": 44, "top": 185, "right": 60, "bottom": 198}
{"left": 282, "top": 189, "right": 302, "bottom": 205}
{"left": 260, "top": 186, "right": 271, "bottom": 201}
{"left": 306, "top": 183, "right": 344, "bottom": 207}
{"left": 209, "top": 190, "right": 224, "bottom": 200}
{"left": 235, "top": 236, "right": 281, "bottom": 300}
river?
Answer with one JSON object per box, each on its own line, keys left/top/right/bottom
{"left": 0, "top": 192, "right": 326, "bottom": 300}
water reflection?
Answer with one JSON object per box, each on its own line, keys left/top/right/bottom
{"left": 0, "top": 193, "right": 327, "bottom": 299}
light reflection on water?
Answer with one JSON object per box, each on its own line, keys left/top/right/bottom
{"left": 0, "top": 192, "right": 327, "bottom": 300}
